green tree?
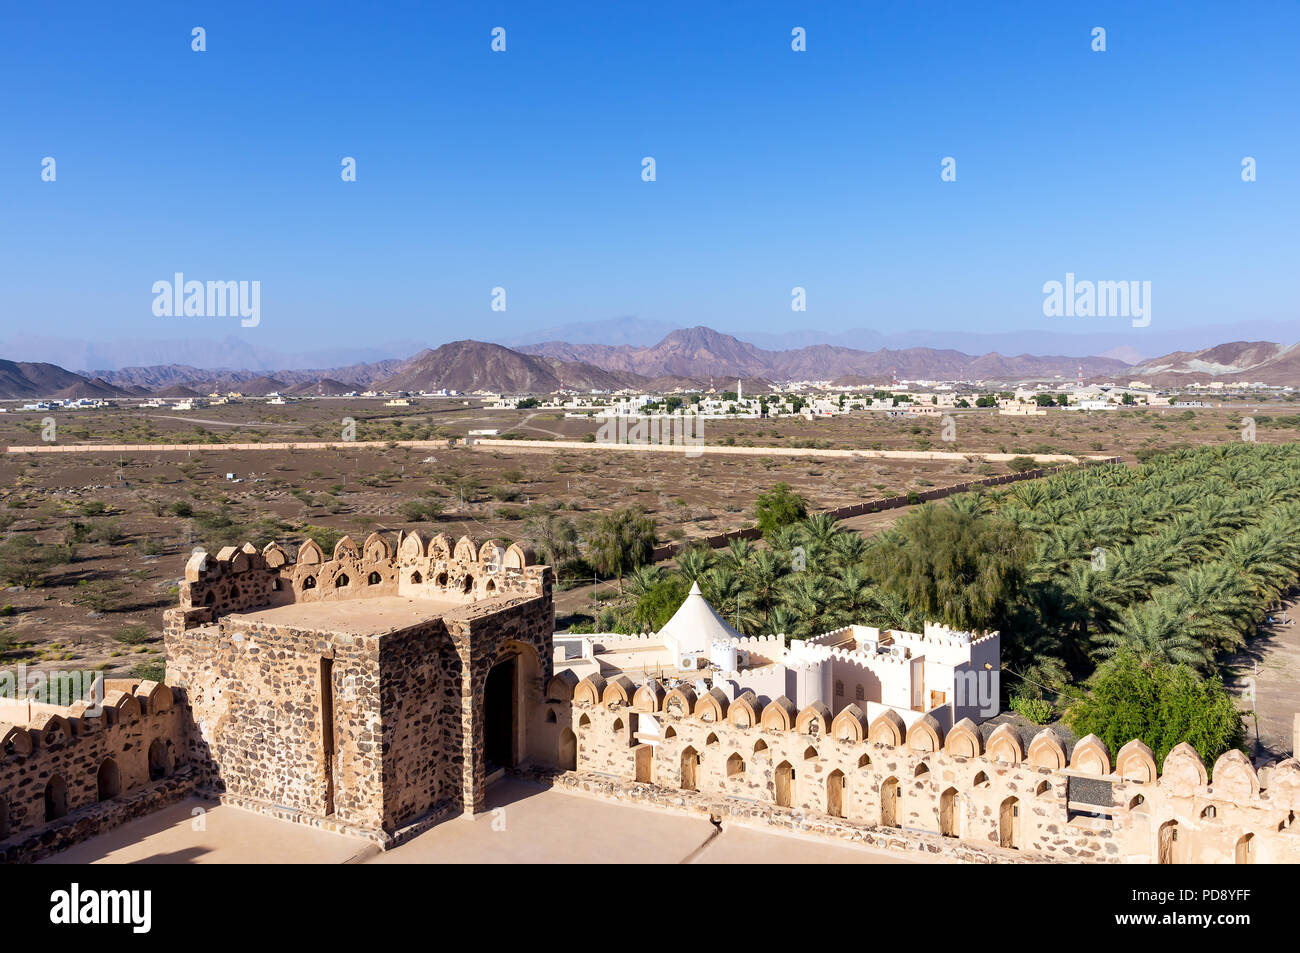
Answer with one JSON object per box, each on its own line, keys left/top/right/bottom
{"left": 754, "top": 482, "right": 808, "bottom": 536}
{"left": 522, "top": 511, "right": 579, "bottom": 567}
{"left": 632, "top": 575, "right": 689, "bottom": 631}
{"left": 0, "top": 536, "right": 70, "bottom": 588}
{"left": 873, "top": 504, "right": 1033, "bottom": 633}
{"left": 584, "top": 507, "right": 657, "bottom": 591}
{"left": 1064, "top": 650, "right": 1243, "bottom": 768}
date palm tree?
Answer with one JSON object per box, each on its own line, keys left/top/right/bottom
{"left": 1095, "top": 605, "right": 1206, "bottom": 669}
{"left": 743, "top": 548, "right": 784, "bottom": 627}
{"left": 675, "top": 546, "right": 714, "bottom": 583}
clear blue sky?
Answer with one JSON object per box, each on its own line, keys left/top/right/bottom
{"left": 2, "top": 0, "right": 1297, "bottom": 354}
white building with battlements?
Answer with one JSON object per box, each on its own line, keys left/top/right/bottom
{"left": 554, "top": 583, "right": 1001, "bottom": 740}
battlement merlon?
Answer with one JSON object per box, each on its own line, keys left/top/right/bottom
{"left": 175, "top": 533, "right": 551, "bottom": 622}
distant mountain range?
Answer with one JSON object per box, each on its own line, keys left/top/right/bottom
{"left": 1, "top": 329, "right": 1296, "bottom": 399}
{"left": 493, "top": 317, "right": 1300, "bottom": 362}
{"left": 8, "top": 319, "right": 1298, "bottom": 373}
{"left": 518, "top": 326, "right": 1133, "bottom": 382}
{"left": 1128, "top": 341, "right": 1300, "bottom": 386}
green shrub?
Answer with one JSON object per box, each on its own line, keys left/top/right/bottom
{"left": 1064, "top": 650, "right": 1244, "bottom": 770}
{"left": 754, "top": 482, "right": 808, "bottom": 536}
{"left": 114, "top": 625, "right": 155, "bottom": 645}
{"left": 400, "top": 499, "right": 444, "bottom": 522}
{"left": 130, "top": 662, "right": 165, "bottom": 683}
{"left": 1010, "top": 695, "right": 1054, "bottom": 724}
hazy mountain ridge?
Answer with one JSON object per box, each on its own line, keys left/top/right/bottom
{"left": 96, "top": 359, "right": 406, "bottom": 393}
{"left": 0, "top": 336, "right": 421, "bottom": 374}
{"left": 520, "top": 327, "right": 1133, "bottom": 382}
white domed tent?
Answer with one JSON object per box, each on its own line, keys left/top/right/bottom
{"left": 660, "top": 582, "right": 747, "bottom": 670}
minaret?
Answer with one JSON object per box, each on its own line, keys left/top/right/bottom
{"left": 737, "top": 378, "right": 742, "bottom": 403}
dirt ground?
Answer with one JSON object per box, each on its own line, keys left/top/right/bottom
{"left": 4, "top": 396, "right": 1298, "bottom": 457}
{"left": 1, "top": 399, "right": 1297, "bottom": 681}
{"left": 1224, "top": 592, "right": 1300, "bottom": 763}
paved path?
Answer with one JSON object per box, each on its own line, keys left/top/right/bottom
{"left": 470, "top": 438, "right": 1098, "bottom": 465}
{"left": 4, "top": 436, "right": 1101, "bottom": 465}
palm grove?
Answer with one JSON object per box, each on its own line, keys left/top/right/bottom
{"left": 535, "top": 442, "right": 1300, "bottom": 770}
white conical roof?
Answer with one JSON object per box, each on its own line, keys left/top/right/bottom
{"left": 659, "top": 581, "right": 744, "bottom": 656}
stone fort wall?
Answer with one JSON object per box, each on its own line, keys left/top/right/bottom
{"left": 0, "top": 680, "right": 192, "bottom": 862}
{"left": 546, "top": 674, "right": 1300, "bottom": 864}
{"left": 164, "top": 533, "right": 554, "bottom": 842}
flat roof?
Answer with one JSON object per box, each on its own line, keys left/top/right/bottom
{"left": 224, "top": 595, "right": 470, "bottom": 637}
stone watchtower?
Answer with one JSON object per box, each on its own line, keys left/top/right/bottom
{"left": 163, "top": 531, "right": 554, "bottom": 842}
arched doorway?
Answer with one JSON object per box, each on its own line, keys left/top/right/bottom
{"left": 940, "top": 787, "right": 960, "bottom": 837}
{"left": 44, "top": 775, "right": 68, "bottom": 822}
{"left": 680, "top": 747, "right": 698, "bottom": 791}
{"left": 97, "top": 758, "right": 121, "bottom": 801}
{"left": 999, "top": 797, "right": 1020, "bottom": 849}
{"left": 484, "top": 642, "right": 542, "bottom": 775}
{"left": 148, "top": 739, "right": 171, "bottom": 780}
{"left": 827, "top": 769, "right": 846, "bottom": 818}
{"left": 1235, "top": 832, "right": 1255, "bottom": 864}
{"left": 557, "top": 727, "right": 577, "bottom": 771}
{"left": 775, "top": 760, "right": 794, "bottom": 808}
{"left": 881, "top": 777, "right": 899, "bottom": 828}
{"left": 1158, "top": 819, "right": 1178, "bottom": 864}
{"left": 484, "top": 656, "right": 517, "bottom": 770}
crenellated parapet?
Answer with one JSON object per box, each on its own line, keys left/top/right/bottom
{"left": 552, "top": 676, "right": 1300, "bottom": 864}
{"left": 0, "top": 679, "right": 190, "bottom": 851}
{"left": 173, "top": 532, "right": 550, "bottom": 624}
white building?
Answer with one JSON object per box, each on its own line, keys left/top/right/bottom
{"left": 555, "top": 585, "right": 1002, "bottom": 735}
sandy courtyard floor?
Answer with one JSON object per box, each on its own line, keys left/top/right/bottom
{"left": 41, "top": 779, "right": 934, "bottom": 865}
{"left": 38, "top": 799, "right": 374, "bottom": 865}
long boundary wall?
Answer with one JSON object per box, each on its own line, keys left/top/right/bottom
{"left": 541, "top": 673, "right": 1300, "bottom": 864}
